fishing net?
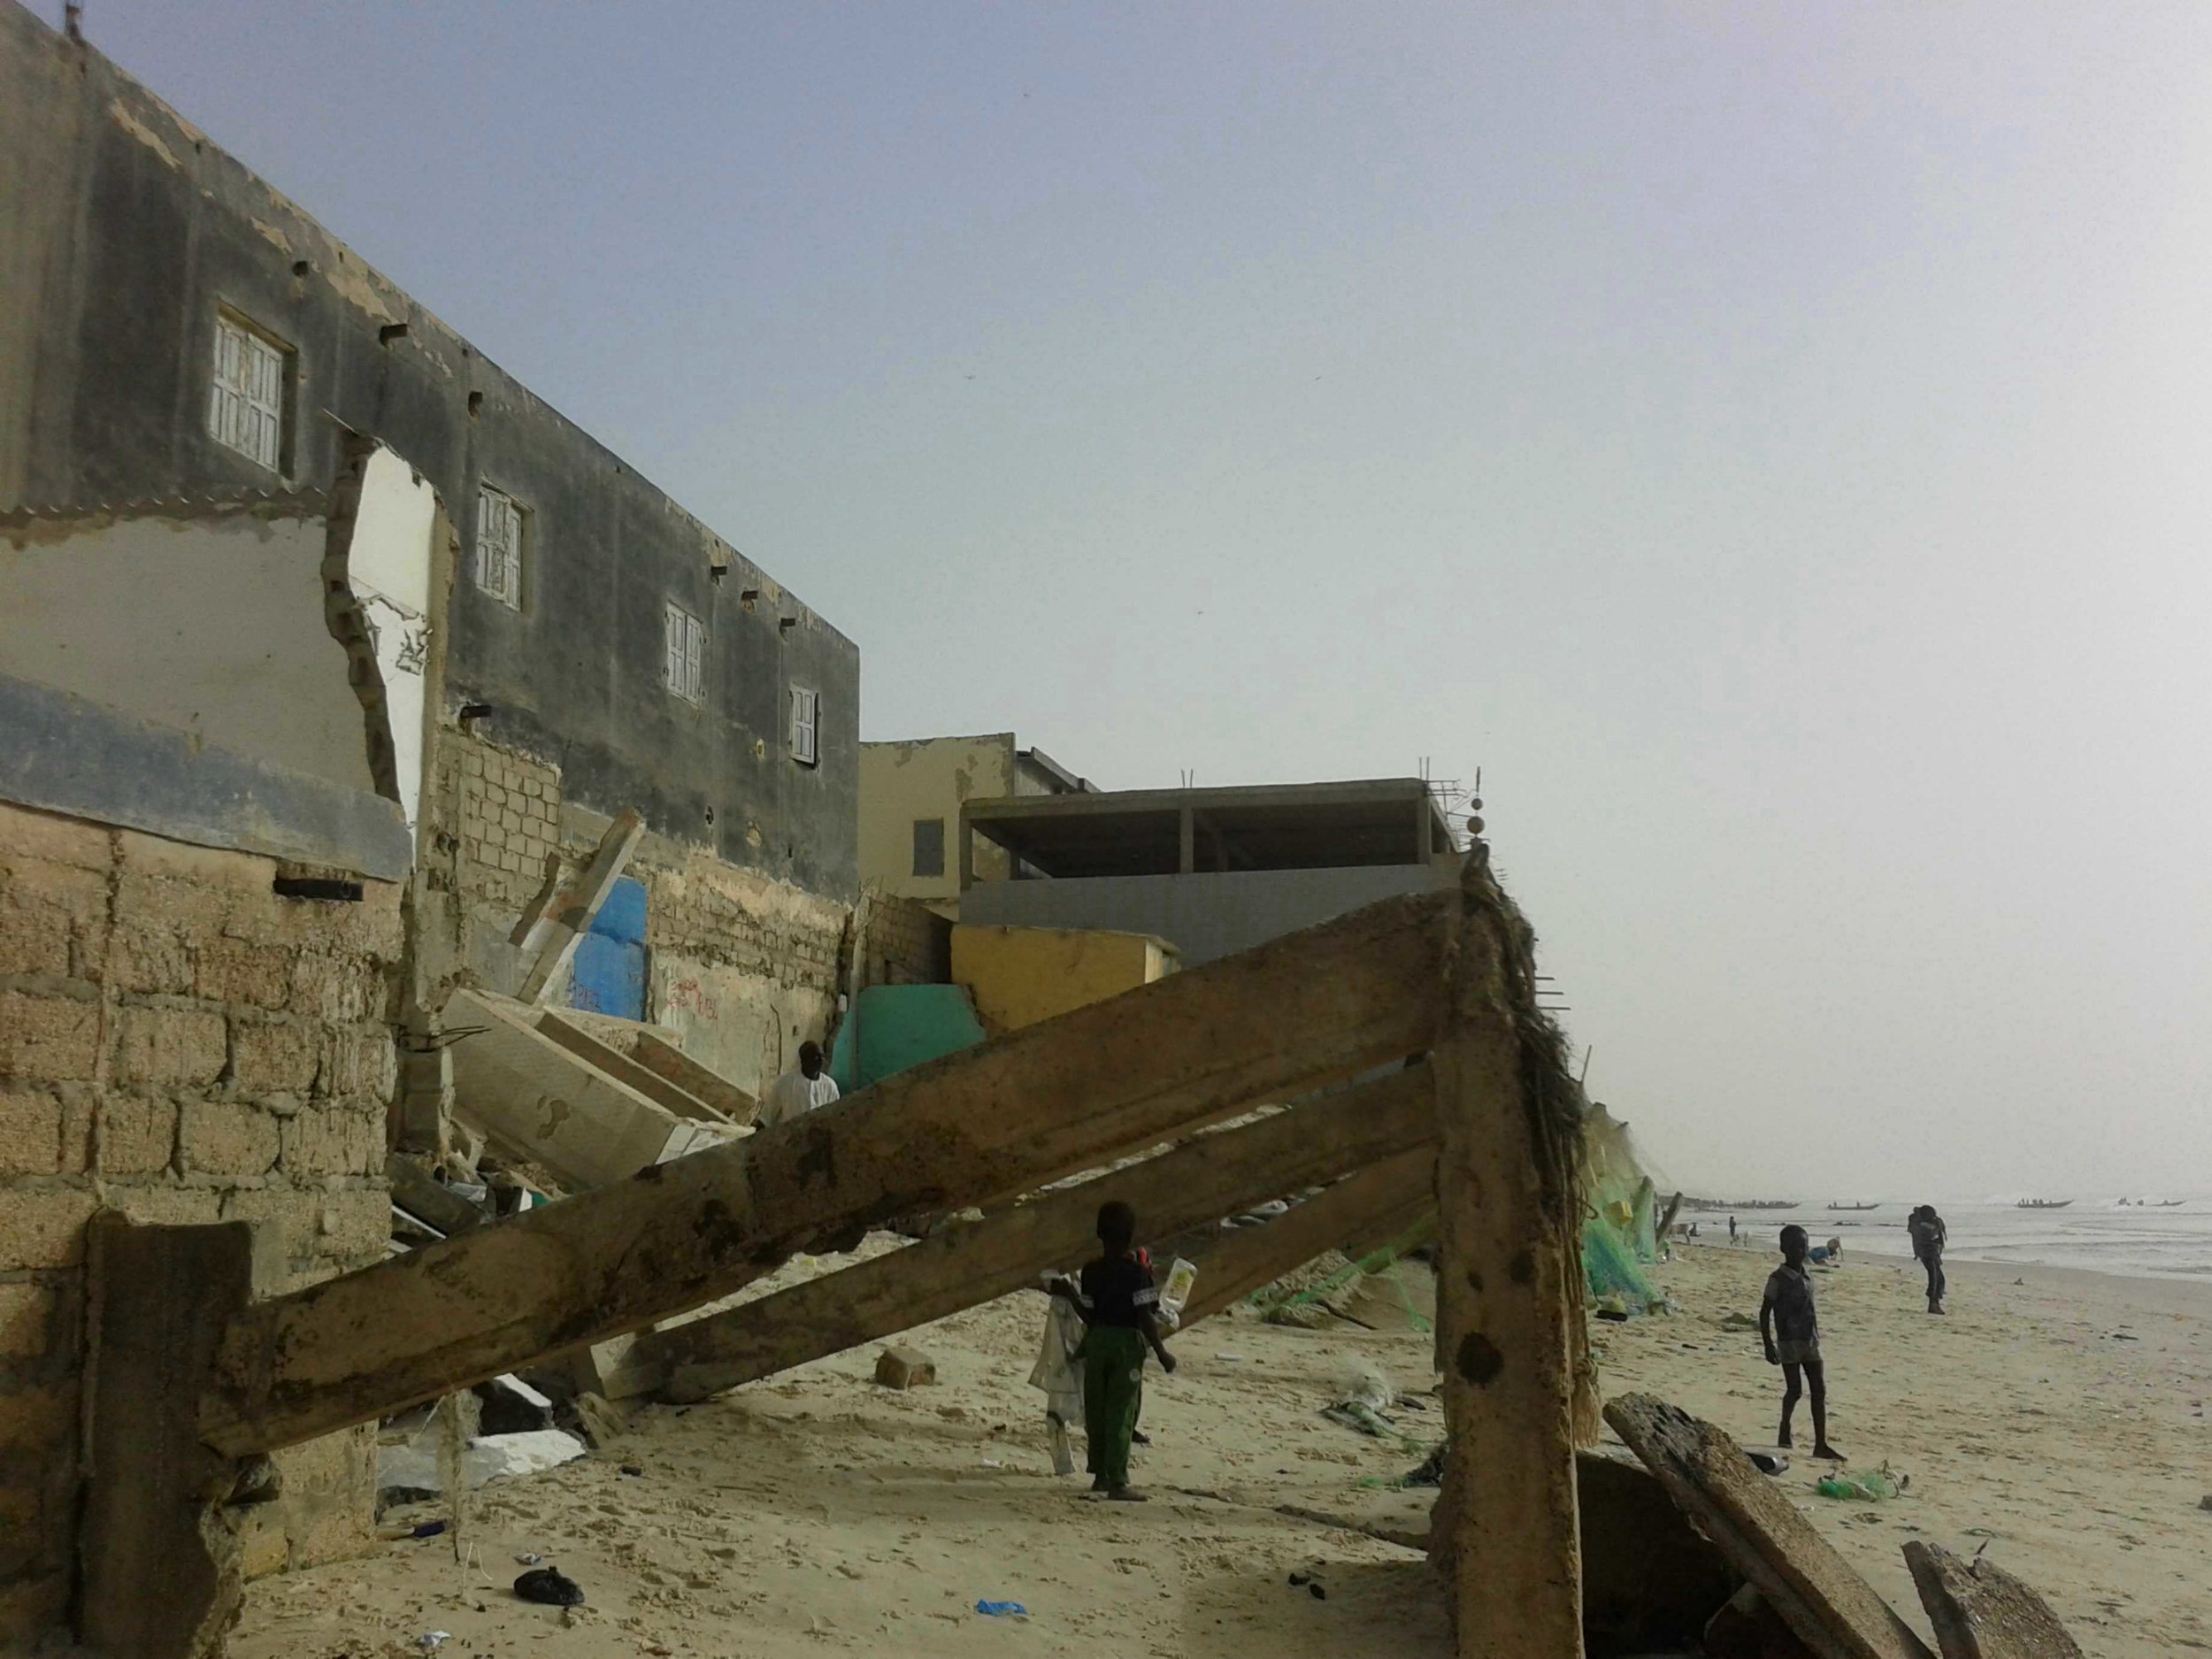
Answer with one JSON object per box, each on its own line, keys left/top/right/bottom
{"left": 1579, "top": 1103, "right": 1661, "bottom": 1310}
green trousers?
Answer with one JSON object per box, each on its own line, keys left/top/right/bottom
{"left": 1080, "top": 1325, "right": 1146, "bottom": 1489}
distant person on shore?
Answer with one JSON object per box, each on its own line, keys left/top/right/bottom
{"left": 1909, "top": 1205, "right": 1948, "bottom": 1315}
{"left": 1809, "top": 1235, "right": 1843, "bottom": 1265}
{"left": 1761, "top": 1225, "right": 1842, "bottom": 1459}
{"left": 1729, "top": 1215, "right": 1738, "bottom": 1243}
{"left": 760, "top": 1041, "right": 840, "bottom": 1129}
{"left": 1049, "top": 1200, "right": 1177, "bottom": 1501}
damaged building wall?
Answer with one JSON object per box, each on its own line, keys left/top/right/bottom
{"left": 427, "top": 727, "right": 848, "bottom": 1094}
{"left": 0, "top": 798, "right": 403, "bottom": 1644}
{"left": 0, "top": 497, "right": 377, "bottom": 800}
{"left": 0, "top": 1, "right": 859, "bottom": 907}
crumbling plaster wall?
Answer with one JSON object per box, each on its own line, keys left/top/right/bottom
{"left": 0, "top": 501, "right": 377, "bottom": 799}
{"left": 0, "top": 798, "right": 402, "bottom": 1643}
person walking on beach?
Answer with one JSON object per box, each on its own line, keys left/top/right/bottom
{"left": 1729, "top": 1214, "right": 1738, "bottom": 1243}
{"left": 1909, "top": 1204, "right": 1947, "bottom": 1315}
{"left": 1049, "top": 1200, "right": 1177, "bottom": 1501}
{"left": 1761, "top": 1225, "right": 1842, "bottom": 1459}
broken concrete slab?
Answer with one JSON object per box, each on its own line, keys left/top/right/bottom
{"left": 873, "top": 1346, "right": 937, "bottom": 1389}
{"left": 376, "top": 1429, "right": 587, "bottom": 1499}
{"left": 1902, "top": 1542, "right": 2084, "bottom": 1659}
{"left": 1605, "top": 1394, "right": 1932, "bottom": 1659}
{"left": 534, "top": 1008, "right": 733, "bottom": 1125}
{"left": 446, "top": 988, "right": 738, "bottom": 1187}
{"left": 628, "top": 1029, "right": 759, "bottom": 1125}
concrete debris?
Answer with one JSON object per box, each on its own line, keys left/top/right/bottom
{"left": 377, "top": 1429, "right": 588, "bottom": 1499}
{"left": 1903, "top": 1541, "right": 2085, "bottom": 1659}
{"left": 571, "top": 1391, "right": 630, "bottom": 1449}
{"left": 873, "top": 1346, "right": 938, "bottom": 1389}
{"left": 473, "top": 1373, "right": 556, "bottom": 1436}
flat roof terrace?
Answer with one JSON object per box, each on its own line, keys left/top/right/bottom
{"left": 960, "top": 778, "right": 1456, "bottom": 884}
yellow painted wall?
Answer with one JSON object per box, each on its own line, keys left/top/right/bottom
{"left": 952, "top": 923, "right": 1179, "bottom": 1033}
{"left": 858, "top": 733, "right": 1019, "bottom": 917}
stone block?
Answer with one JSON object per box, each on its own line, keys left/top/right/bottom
{"left": 311, "top": 1187, "right": 390, "bottom": 1265}
{"left": 219, "top": 1186, "right": 322, "bottom": 1256}
{"left": 104, "top": 1183, "right": 225, "bottom": 1230}
{"left": 319, "top": 1026, "right": 396, "bottom": 1102}
{"left": 97, "top": 1091, "right": 179, "bottom": 1176}
{"left": 0, "top": 1086, "right": 63, "bottom": 1175}
{"left": 873, "top": 1346, "right": 937, "bottom": 1389}
{"left": 196, "top": 940, "right": 294, "bottom": 1011}
{"left": 0, "top": 988, "right": 102, "bottom": 1083}
{"left": 111, "top": 1002, "right": 227, "bottom": 1088}
{"left": 0, "top": 850, "right": 110, "bottom": 921}
{"left": 0, "top": 1282, "right": 57, "bottom": 1358}
{"left": 290, "top": 952, "right": 375, "bottom": 1022}
{"left": 113, "top": 827, "right": 273, "bottom": 892}
{"left": 108, "top": 922, "right": 194, "bottom": 996}
{"left": 58, "top": 1084, "right": 94, "bottom": 1174}
{"left": 0, "top": 1187, "right": 97, "bottom": 1268}
{"left": 180, "top": 1099, "right": 281, "bottom": 1177}
{"left": 231, "top": 1018, "right": 322, "bottom": 1095}
{"left": 280, "top": 1105, "right": 380, "bottom": 1178}
{"left": 0, "top": 801, "right": 112, "bottom": 870}
{"left": 0, "top": 900, "right": 72, "bottom": 978}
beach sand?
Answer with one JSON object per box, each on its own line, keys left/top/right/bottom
{"left": 229, "top": 1240, "right": 2211, "bottom": 1658}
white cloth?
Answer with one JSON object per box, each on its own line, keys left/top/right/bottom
{"left": 1028, "top": 1290, "right": 1087, "bottom": 1475}
{"left": 761, "top": 1068, "right": 840, "bottom": 1129}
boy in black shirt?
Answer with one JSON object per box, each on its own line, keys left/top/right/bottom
{"left": 1051, "top": 1200, "right": 1177, "bottom": 1501}
{"left": 1760, "top": 1225, "right": 1841, "bottom": 1460}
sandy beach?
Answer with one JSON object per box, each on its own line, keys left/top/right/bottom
{"left": 230, "top": 1241, "right": 2212, "bottom": 1658}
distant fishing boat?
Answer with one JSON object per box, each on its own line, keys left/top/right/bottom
{"left": 2016, "top": 1198, "right": 2073, "bottom": 1210}
{"left": 1827, "top": 1202, "right": 1880, "bottom": 1211}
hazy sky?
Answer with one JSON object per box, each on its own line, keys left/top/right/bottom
{"left": 76, "top": 3, "right": 2212, "bottom": 1197}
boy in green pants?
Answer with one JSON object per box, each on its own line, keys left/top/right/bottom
{"left": 1050, "top": 1200, "right": 1177, "bottom": 1501}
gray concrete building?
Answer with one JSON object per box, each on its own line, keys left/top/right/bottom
{"left": 957, "top": 778, "right": 1463, "bottom": 964}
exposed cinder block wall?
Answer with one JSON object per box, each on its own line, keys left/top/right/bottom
{"left": 0, "top": 799, "right": 402, "bottom": 1641}
{"left": 426, "top": 727, "right": 847, "bottom": 1094}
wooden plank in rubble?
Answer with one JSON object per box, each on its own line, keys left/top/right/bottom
{"left": 646, "top": 1068, "right": 1437, "bottom": 1401}
{"left": 200, "top": 889, "right": 1451, "bottom": 1457}
{"left": 1605, "top": 1393, "right": 1932, "bottom": 1659}
{"left": 1902, "top": 1541, "right": 2083, "bottom": 1659}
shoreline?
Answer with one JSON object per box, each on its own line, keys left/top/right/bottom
{"left": 1683, "top": 1239, "right": 2212, "bottom": 1318}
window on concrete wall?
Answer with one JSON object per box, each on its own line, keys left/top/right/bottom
{"left": 664, "top": 601, "right": 705, "bottom": 703}
{"left": 788, "top": 685, "right": 819, "bottom": 765}
{"left": 474, "top": 484, "right": 525, "bottom": 609}
{"left": 208, "top": 311, "right": 289, "bottom": 471}
{"left": 912, "top": 817, "right": 945, "bottom": 878}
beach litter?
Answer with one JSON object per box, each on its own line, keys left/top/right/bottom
{"left": 514, "top": 1566, "right": 587, "bottom": 1607}
{"left": 1816, "top": 1465, "right": 1906, "bottom": 1502}
{"left": 415, "top": 1636, "right": 449, "bottom": 1652}
{"left": 975, "top": 1600, "right": 1029, "bottom": 1617}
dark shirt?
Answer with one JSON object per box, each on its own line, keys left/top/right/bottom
{"left": 1910, "top": 1217, "right": 1947, "bottom": 1260}
{"left": 1079, "top": 1254, "right": 1159, "bottom": 1330}
{"left": 1763, "top": 1263, "right": 1818, "bottom": 1343}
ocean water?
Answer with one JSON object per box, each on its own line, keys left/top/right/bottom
{"left": 1686, "top": 1199, "right": 2212, "bottom": 1282}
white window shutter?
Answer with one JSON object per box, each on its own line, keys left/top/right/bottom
{"left": 685, "top": 613, "right": 703, "bottom": 701}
